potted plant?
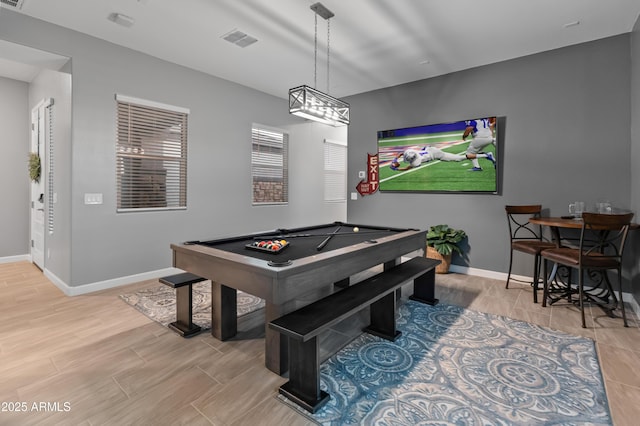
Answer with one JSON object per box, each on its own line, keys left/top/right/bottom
{"left": 426, "top": 224, "right": 467, "bottom": 274}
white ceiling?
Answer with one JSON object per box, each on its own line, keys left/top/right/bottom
{"left": 2, "top": 0, "right": 640, "bottom": 98}
{"left": 0, "top": 39, "right": 69, "bottom": 82}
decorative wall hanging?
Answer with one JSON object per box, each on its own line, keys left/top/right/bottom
{"left": 28, "top": 152, "right": 41, "bottom": 183}
{"left": 356, "top": 153, "right": 378, "bottom": 196}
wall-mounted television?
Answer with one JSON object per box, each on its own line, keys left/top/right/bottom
{"left": 377, "top": 116, "right": 501, "bottom": 194}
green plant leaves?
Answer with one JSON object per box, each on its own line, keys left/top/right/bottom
{"left": 426, "top": 224, "right": 467, "bottom": 255}
{"left": 28, "top": 152, "right": 41, "bottom": 183}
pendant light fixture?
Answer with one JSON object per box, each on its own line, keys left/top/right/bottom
{"left": 289, "top": 2, "right": 350, "bottom": 126}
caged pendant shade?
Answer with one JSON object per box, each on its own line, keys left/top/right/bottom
{"left": 289, "top": 85, "right": 349, "bottom": 126}
{"left": 289, "top": 2, "right": 350, "bottom": 126}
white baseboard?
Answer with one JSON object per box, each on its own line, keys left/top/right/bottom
{"left": 0, "top": 255, "right": 180, "bottom": 295}
{"left": 0, "top": 254, "right": 30, "bottom": 264}
{"left": 45, "top": 267, "right": 184, "bottom": 296}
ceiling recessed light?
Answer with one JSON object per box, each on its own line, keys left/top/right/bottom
{"left": 419, "top": 60, "right": 430, "bottom": 65}
{"left": 563, "top": 21, "right": 580, "bottom": 28}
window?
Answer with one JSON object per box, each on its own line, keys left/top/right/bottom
{"left": 252, "top": 125, "right": 288, "bottom": 205}
{"left": 116, "top": 95, "right": 189, "bottom": 212}
{"left": 324, "top": 139, "right": 347, "bottom": 202}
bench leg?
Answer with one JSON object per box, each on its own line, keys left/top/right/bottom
{"left": 364, "top": 292, "right": 401, "bottom": 341}
{"left": 409, "top": 268, "right": 439, "bottom": 305}
{"left": 211, "top": 281, "right": 237, "bottom": 341}
{"left": 168, "top": 285, "right": 202, "bottom": 338}
{"left": 279, "top": 336, "right": 329, "bottom": 414}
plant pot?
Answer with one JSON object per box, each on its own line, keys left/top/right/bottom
{"left": 426, "top": 246, "right": 451, "bottom": 274}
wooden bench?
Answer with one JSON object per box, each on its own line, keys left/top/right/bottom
{"left": 268, "top": 256, "right": 440, "bottom": 413}
{"left": 159, "top": 272, "right": 207, "bottom": 338}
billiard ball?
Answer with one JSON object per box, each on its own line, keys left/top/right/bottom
{"left": 353, "top": 227, "right": 359, "bottom": 233}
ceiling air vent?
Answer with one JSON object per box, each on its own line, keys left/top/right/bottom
{"left": 221, "top": 29, "right": 258, "bottom": 48}
{"left": 0, "top": 0, "right": 25, "bottom": 9}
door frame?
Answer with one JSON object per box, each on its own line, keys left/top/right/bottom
{"left": 30, "top": 98, "right": 53, "bottom": 270}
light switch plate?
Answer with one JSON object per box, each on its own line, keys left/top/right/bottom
{"left": 84, "top": 193, "right": 103, "bottom": 205}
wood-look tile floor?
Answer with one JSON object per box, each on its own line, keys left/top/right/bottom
{"left": 0, "top": 261, "right": 638, "bottom": 425}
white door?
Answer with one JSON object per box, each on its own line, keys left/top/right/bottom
{"left": 30, "top": 99, "right": 51, "bottom": 269}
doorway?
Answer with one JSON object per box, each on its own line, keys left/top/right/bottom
{"left": 30, "top": 98, "right": 52, "bottom": 270}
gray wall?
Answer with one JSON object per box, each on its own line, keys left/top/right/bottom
{"left": 631, "top": 16, "right": 640, "bottom": 299}
{"left": 28, "top": 69, "right": 72, "bottom": 282}
{"left": 0, "top": 10, "right": 345, "bottom": 289}
{"left": 346, "top": 35, "right": 638, "bottom": 290}
{"left": 286, "top": 122, "right": 348, "bottom": 227}
{"left": 0, "top": 77, "right": 29, "bottom": 258}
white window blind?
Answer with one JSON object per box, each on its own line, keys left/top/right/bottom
{"left": 252, "top": 125, "right": 289, "bottom": 205}
{"left": 116, "top": 95, "right": 188, "bottom": 212}
{"left": 324, "top": 140, "right": 347, "bottom": 202}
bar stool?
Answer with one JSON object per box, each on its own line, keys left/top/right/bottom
{"left": 541, "top": 212, "right": 633, "bottom": 328}
{"left": 505, "top": 205, "right": 556, "bottom": 303}
{"left": 159, "top": 272, "right": 207, "bottom": 337}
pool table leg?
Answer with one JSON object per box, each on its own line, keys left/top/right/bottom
{"left": 210, "top": 281, "right": 237, "bottom": 341}
{"left": 385, "top": 258, "right": 402, "bottom": 300}
{"left": 334, "top": 277, "right": 350, "bottom": 288}
{"left": 336, "top": 258, "right": 401, "bottom": 290}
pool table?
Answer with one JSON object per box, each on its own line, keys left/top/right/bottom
{"left": 170, "top": 222, "right": 426, "bottom": 375}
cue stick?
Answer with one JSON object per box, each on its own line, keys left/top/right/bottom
{"left": 316, "top": 225, "right": 342, "bottom": 251}
{"left": 252, "top": 229, "right": 388, "bottom": 240}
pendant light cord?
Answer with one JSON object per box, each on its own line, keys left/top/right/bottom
{"left": 313, "top": 10, "right": 332, "bottom": 94}
{"left": 314, "top": 12, "right": 318, "bottom": 89}
{"left": 327, "top": 18, "right": 330, "bottom": 94}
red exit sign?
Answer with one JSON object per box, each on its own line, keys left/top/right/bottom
{"left": 356, "top": 153, "right": 379, "bottom": 196}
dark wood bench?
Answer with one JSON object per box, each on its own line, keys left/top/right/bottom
{"left": 159, "top": 272, "right": 207, "bottom": 338}
{"left": 268, "top": 256, "right": 440, "bottom": 413}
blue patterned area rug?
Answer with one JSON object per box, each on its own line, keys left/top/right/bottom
{"left": 279, "top": 301, "right": 612, "bottom": 425}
